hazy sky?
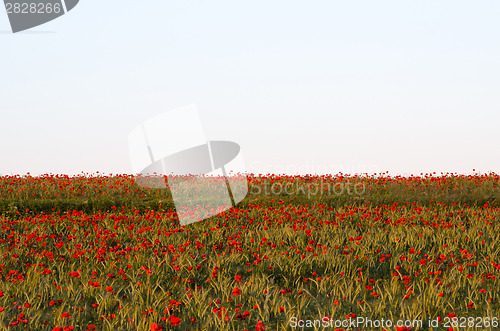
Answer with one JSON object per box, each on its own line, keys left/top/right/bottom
{"left": 1, "top": 0, "right": 499, "bottom": 176}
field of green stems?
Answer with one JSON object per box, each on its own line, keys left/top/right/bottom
{"left": 0, "top": 173, "right": 499, "bottom": 330}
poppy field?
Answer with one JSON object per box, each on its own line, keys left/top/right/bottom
{"left": 0, "top": 173, "right": 499, "bottom": 330}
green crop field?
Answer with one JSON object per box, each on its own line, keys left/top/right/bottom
{"left": 0, "top": 173, "right": 499, "bottom": 330}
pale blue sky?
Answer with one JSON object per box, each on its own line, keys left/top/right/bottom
{"left": 1, "top": 0, "right": 499, "bottom": 176}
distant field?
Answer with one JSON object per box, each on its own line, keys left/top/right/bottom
{"left": 0, "top": 174, "right": 499, "bottom": 330}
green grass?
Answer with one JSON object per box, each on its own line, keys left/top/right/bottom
{"left": 0, "top": 174, "right": 499, "bottom": 330}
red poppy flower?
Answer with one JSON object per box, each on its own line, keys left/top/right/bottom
{"left": 170, "top": 316, "right": 181, "bottom": 326}
{"left": 150, "top": 323, "right": 163, "bottom": 331}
